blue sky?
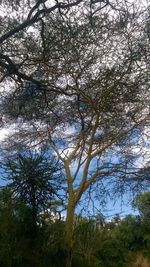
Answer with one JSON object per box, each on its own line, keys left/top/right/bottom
{"left": 0, "top": 166, "right": 138, "bottom": 219}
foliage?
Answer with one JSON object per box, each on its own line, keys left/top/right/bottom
{"left": 0, "top": 186, "right": 66, "bottom": 267}
{"left": 1, "top": 190, "right": 150, "bottom": 266}
{"left": 0, "top": 150, "right": 66, "bottom": 266}
{"left": 132, "top": 192, "right": 150, "bottom": 222}
{"left": 132, "top": 192, "right": 150, "bottom": 257}
{"left": 2, "top": 149, "right": 65, "bottom": 217}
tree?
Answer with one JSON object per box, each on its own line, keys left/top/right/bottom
{"left": 133, "top": 192, "right": 150, "bottom": 224}
{"left": 0, "top": 0, "right": 123, "bottom": 86}
{"left": 0, "top": 187, "right": 20, "bottom": 267}
{"left": 0, "top": 1, "right": 150, "bottom": 266}
{"left": 0, "top": 150, "right": 65, "bottom": 266}
{"left": 2, "top": 149, "right": 64, "bottom": 222}
{"left": 132, "top": 193, "right": 150, "bottom": 255}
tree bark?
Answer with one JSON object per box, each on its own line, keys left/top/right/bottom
{"left": 65, "top": 195, "right": 76, "bottom": 267}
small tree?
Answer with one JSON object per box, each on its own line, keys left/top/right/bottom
{"left": 2, "top": 149, "right": 64, "bottom": 230}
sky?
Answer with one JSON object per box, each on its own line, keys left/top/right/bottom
{"left": 0, "top": 129, "right": 141, "bottom": 219}
{"left": 0, "top": 125, "right": 140, "bottom": 218}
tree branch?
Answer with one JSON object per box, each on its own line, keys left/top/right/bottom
{"left": 0, "top": 0, "right": 83, "bottom": 44}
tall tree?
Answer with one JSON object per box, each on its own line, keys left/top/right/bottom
{"left": 0, "top": 1, "right": 150, "bottom": 266}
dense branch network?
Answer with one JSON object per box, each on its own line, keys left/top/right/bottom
{"left": 0, "top": 0, "right": 149, "bottom": 225}
{"left": 0, "top": 0, "right": 112, "bottom": 84}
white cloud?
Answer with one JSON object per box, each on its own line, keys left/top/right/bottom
{"left": 0, "top": 128, "right": 9, "bottom": 142}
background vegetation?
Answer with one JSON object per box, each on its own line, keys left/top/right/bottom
{"left": 0, "top": 177, "right": 150, "bottom": 267}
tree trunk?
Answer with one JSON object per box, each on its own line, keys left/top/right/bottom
{"left": 65, "top": 196, "right": 76, "bottom": 267}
